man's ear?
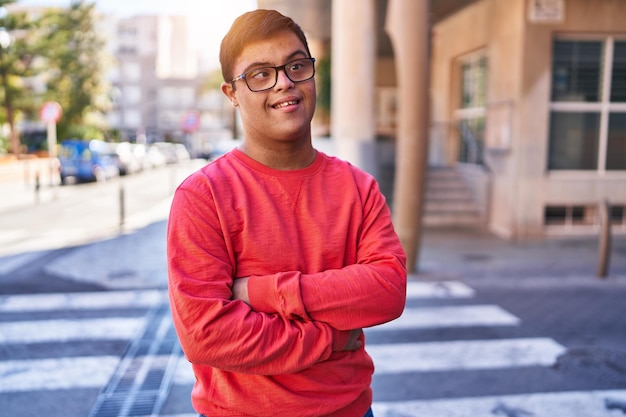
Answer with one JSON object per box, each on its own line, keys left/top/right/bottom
{"left": 221, "top": 82, "right": 238, "bottom": 107}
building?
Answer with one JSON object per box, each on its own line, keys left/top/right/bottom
{"left": 430, "top": 0, "right": 626, "bottom": 239}
{"left": 4, "top": 5, "right": 209, "bottom": 152}
{"left": 103, "top": 14, "right": 201, "bottom": 144}
{"left": 260, "top": 0, "right": 626, "bottom": 240}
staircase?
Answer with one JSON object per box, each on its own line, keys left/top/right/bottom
{"left": 423, "top": 166, "right": 484, "bottom": 227}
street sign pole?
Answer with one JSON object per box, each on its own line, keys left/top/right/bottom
{"left": 40, "top": 101, "right": 62, "bottom": 186}
{"left": 47, "top": 121, "right": 57, "bottom": 187}
{"left": 47, "top": 121, "right": 57, "bottom": 159}
{"left": 181, "top": 110, "right": 201, "bottom": 157}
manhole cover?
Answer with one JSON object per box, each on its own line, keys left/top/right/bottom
{"left": 462, "top": 253, "right": 492, "bottom": 262}
{"left": 108, "top": 269, "right": 138, "bottom": 280}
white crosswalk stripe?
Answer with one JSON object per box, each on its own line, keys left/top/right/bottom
{"left": 0, "top": 317, "right": 145, "bottom": 344}
{"left": 1, "top": 281, "right": 624, "bottom": 417}
{"left": 405, "top": 280, "right": 476, "bottom": 298}
{"left": 367, "top": 337, "right": 566, "bottom": 373}
{"left": 0, "top": 289, "right": 164, "bottom": 312}
{"left": 370, "top": 304, "right": 520, "bottom": 330}
{"left": 363, "top": 280, "right": 625, "bottom": 416}
{"left": 372, "top": 390, "right": 626, "bottom": 417}
{"left": 0, "top": 290, "right": 166, "bottom": 396}
{"left": 0, "top": 356, "right": 121, "bottom": 392}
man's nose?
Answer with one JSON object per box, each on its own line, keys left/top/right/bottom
{"left": 275, "top": 68, "right": 294, "bottom": 89}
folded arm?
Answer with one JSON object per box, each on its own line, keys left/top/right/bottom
{"left": 167, "top": 186, "right": 354, "bottom": 375}
{"left": 246, "top": 180, "right": 407, "bottom": 331}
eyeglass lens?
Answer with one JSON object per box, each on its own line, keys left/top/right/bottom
{"left": 246, "top": 58, "right": 315, "bottom": 92}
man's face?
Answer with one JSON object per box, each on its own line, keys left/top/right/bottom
{"left": 222, "top": 30, "right": 316, "bottom": 145}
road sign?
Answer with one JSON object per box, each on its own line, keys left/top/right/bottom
{"left": 181, "top": 110, "right": 200, "bottom": 133}
{"left": 39, "top": 101, "right": 62, "bottom": 123}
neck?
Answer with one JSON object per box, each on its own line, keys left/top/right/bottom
{"left": 239, "top": 137, "right": 317, "bottom": 170}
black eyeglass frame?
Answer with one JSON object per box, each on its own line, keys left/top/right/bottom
{"left": 230, "top": 57, "right": 316, "bottom": 92}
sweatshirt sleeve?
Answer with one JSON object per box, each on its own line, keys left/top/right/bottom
{"left": 247, "top": 175, "right": 407, "bottom": 331}
{"left": 167, "top": 181, "right": 350, "bottom": 375}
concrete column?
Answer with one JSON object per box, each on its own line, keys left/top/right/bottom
{"left": 386, "top": 0, "right": 430, "bottom": 273}
{"left": 331, "top": 0, "right": 377, "bottom": 176}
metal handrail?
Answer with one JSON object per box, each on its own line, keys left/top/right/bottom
{"left": 459, "top": 119, "right": 482, "bottom": 165}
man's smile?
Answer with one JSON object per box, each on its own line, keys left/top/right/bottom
{"left": 272, "top": 97, "right": 301, "bottom": 110}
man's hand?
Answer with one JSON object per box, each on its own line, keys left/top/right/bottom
{"left": 232, "top": 277, "right": 250, "bottom": 305}
{"left": 340, "top": 329, "right": 363, "bottom": 351}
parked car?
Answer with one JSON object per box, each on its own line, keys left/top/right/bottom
{"left": 113, "top": 142, "right": 143, "bottom": 176}
{"left": 174, "top": 143, "right": 191, "bottom": 162}
{"left": 58, "top": 139, "right": 120, "bottom": 184}
{"left": 151, "top": 142, "right": 178, "bottom": 164}
{"left": 145, "top": 144, "right": 167, "bottom": 169}
{"left": 151, "top": 142, "right": 191, "bottom": 164}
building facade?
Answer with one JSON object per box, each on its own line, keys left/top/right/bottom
{"left": 260, "top": 0, "right": 626, "bottom": 240}
{"left": 430, "top": 0, "right": 626, "bottom": 238}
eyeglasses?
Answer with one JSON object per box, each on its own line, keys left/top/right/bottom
{"left": 230, "top": 57, "right": 316, "bottom": 92}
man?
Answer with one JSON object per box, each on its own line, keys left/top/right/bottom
{"left": 167, "top": 9, "right": 407, "bottom": 417}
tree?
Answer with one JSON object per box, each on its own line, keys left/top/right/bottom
{"left": 314, "top": 54, "right": 331, "bottom": 134}
{"left": 39, "top": 0, "right": 107, "bottom": 140}
{"left": 0, "top": 0, "right": 44, "bottom": 155}
{"left": 201, "top": 68, "right": 225, "bottom": 93}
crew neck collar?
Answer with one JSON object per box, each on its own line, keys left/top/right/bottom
{"left": 230, "top": 148, "right": 324, "bottom": 177}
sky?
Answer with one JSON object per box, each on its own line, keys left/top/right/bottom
{"left": 17, "top": 0, "right": 258, "bottom": 69}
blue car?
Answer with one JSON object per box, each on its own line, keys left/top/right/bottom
{"left": 59, "top": 139, "right": 120, "bottom": 184}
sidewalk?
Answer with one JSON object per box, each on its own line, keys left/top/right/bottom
{"left": 0, "top": 156, "right": 59, "bottom": 214}
{"left": 417, "top": 225, "right": 626, "bottom": 284}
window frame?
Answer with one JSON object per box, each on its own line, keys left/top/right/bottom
{"left": 548, "top": 34, "right": 626, "bottom": 175}
{"left": 454, "top": 49, "right": 488, "bottom": 165}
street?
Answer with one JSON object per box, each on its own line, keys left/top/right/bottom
{"left": 0, "top": 160, "right": 200, "bottom": 260}
{"left": 1, "top": 160, "right": 626, "bottom": 416}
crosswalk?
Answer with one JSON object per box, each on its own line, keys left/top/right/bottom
{"left": 1, "top": 281, "right": 625, "bottom": 417}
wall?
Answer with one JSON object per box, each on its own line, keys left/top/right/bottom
{"left": 431, "top": 0, "right": 527, "bottom": 238}
{"left": 484, "top": 0, "right": 527, "bottom": 238}
{"left": 520, "top": 0, "right": 626, "bottom": 237}
{"left": 432, "top": 0, "right": 626, "bottom": 239}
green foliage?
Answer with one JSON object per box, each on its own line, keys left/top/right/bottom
{"left": 0, "top": 1, "right": 111, "bottom": 154}
{"left": 202, "top": 68, "right": 225, "bottom": 93}
{"left": 316, "top": 55, "right": 331, "bottom": 117}
{"left": 64, "top": 123, "right": 104, "bottom": 140}
{"left": 0, "top": 131, "right": 7, "bottom": 154}
{"left": 38, "top": 0, "right": 106, "bottom": 140}
{"left": 0, "top": 0, "right": 46, "bottom": 153}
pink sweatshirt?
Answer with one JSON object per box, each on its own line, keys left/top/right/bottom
{"left": 167, "top": 149, "right": 407, "bottom": 417}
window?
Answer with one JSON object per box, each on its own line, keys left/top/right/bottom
{"left": 548, "top": 37, "right": 626, "bottom": 171}
{"left": 122, "top": 85, "right": 141, "bottom": 105}
{"left": 611, "top": 206, "right": 625, "bottom": 224}
{"left": 461, "top": 57, "right": 487, "bottom": 108}
{"left": 159, "top": 87, "right": 195, "bottom": 108}
{"left": 122, "top": 62, "right": 141, "bottom": 82}
{"left": 124, "top": 110, "right": 141, "bottom": 128}
{"left": 544, "top": 204, "right": 626, "bottom": 227}
{"left": 456, "top": 53, "right": 487, "bottom": 165}
{"left": 548, "top": 112, "right": 599, "bottom": 169}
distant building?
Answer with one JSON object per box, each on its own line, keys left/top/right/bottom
{"left": 6, "top": 5, "right": 210, "bottom": 149}
{"left": 102, "top": 14, "right": 201, "bottom": 144}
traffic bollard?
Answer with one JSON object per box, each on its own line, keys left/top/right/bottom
{"left": 119, "top": 182, "right": 125, "bottom": 229}
{"left": 597, "top": 200, "right": 612, "bottom": 278}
